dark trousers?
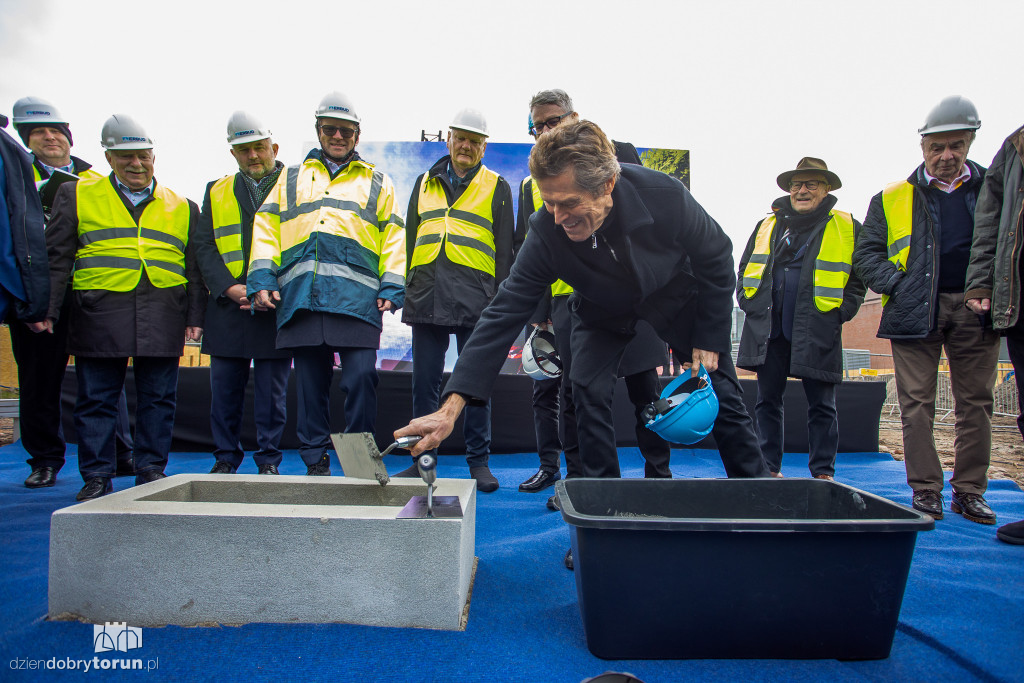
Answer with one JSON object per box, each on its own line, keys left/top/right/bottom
{"left": 754, "top": 337, "right": 838, "bottom": 477}
{"left": 292, "top": 345, "right": 377, "bottom": 466}
{"left": 9, "top": 309, "right": 133, "bottom": 471}
{"left": 1005, "top": 327, "right": 1024, "bottom": 441}
{"left": 538, "top": 297, "right": 671, "bottom": 478}
{"left": 891, "top": 293, "right": 998, "bottom": 495}
{"left": 209, "top": 356, "right": 291, "bottom": 470}
{"left": 570, "top": 314, "right": 767, "bottom": 479}
{"left": 75, "top": 356, "right": 178, "bottom": 480}
{"left": 411, "top": 324, "right": 490, "bottom": 467}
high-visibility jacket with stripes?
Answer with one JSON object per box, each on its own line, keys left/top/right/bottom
{"left": 741, "top": 210, "right": 856, "bottom": 311}
{"left": 522, "top": 176, "right": 573, "bottom": 297}
{"left": 410, "top": 166, "right": 499, "bottom": 276}
{"left": 879, "top": 180, "right": 915, "bottom": 307}
{"left": 247, "top": 152, "right": 406, "bottom": 329}
{"left": 73, "top": 177, "right": 191, "bottom": 291}
{"left": 208, "top": 175, "right": 245, "bottom": 278}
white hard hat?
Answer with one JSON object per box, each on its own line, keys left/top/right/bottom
{"left": 12, "top": 96, "right": 67, "bottom": 127}
{"left": 450, "top": 107, "right": 489, "bottom": 137}
{"left": 226, "top": 110, "right": 272, "bottom": 145}
{"left": 918, "top": 95, "right": 981, "bottom": 136}
{"left": 522, "top": 327, "right": 562, "bottom": 380}
{"left": 316, "top": 91, "right": 360, "bottom": 124}
{"left": 100, "top": 114, "right": 154, "bottom": 150}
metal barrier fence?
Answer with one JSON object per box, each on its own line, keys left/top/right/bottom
{"left": 845, "top": 351, "right": 1019, "bottom": 427}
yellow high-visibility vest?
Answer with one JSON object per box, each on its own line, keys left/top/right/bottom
{"left": 73, "top": 177, "right": 191, "bottom": 291}
{"left": 741, "top": 210, "right": 856, "bottom": 312}
{"left": 524, "top": 176, "right": 573, "bottom": 297}
{"left": 880, "top": 181, "right": 915, "bottom": 307}
{"left": 209, "top": 176, "right": 244, "bottom": 278}
{"left": 411, "top": 167, "right": 499, "bottom": 275}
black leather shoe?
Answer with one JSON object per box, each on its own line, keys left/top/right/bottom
{"left": 996, "top": 519, "right": 1024, "bottom": 545}
{"left": 135, "top": 470, "right": 167, "bottom": 486}
{"left": 258, "top": 464, "right": 280, "bottom": 475}
{"left": 25, "top": 466, "right": 57, "bottom": 488}
{"left": 951, "top": 490, "right": 997, "bottom": 525}
{"left": 76, "top": 478, "right": 112, "bottom": 501}
{"left": 912, "top": 490, "right": 944, "bottom": 519}
{"left": 519, "top": 468, "right": 561, "bottom": 492}
{"left": 564, "top": 548, "right": 573, "bottom": 570}
{"left": 392, "top": 463, "right": 421, "bottom": 478}
{"left": 547, "top": 494, "right": 560, "bottom": 511}
{"left": 470, "top": 466, "right": 499, "bottom": 493}
{"left": 306, "top": 456, "right": 331, "bottom": 476}
{"left": 209, "top": 461, "right": 234, "bottom": 474}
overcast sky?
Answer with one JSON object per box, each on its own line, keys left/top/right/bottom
{"left": 2, "top": 0, "right": 1021, "bottom": 268}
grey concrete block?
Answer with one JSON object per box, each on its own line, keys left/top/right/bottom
{"left": 49, "top": 475, "right": 477, "bottom": 630}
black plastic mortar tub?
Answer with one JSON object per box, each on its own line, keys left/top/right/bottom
{"left": 555, "top": 477, "right": 934, "bottom": 660}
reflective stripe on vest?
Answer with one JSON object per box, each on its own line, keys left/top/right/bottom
{"left": 73, "top": 177, "right": 190, "bottom": 291}
{"left": 210, "top": 176, "right": 244, "bottom": 277}
{"left": 880, "top": 180, "right": 914, "bottom": 307}
{"left": 411, "top": 167, "right": 498, "bottom": 275}
{"left": 740, "top": 210, "right": 855, "bottom": 312}
{"left": 525, "top": 176, "right": 574, "bottom": 297}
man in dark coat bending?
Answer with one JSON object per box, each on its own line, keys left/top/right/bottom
{"left": 397, "top": 120, "right": 767, "bottom": 495}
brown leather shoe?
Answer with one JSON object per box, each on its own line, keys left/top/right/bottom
{"left": 912, "top": 489, "right": 944, "bottom": 519}
{"left": 813, "top": 474, "right": 834, "bottom": 481}
{"left": 951, "top": 490, "right": 997, "bottom": 525}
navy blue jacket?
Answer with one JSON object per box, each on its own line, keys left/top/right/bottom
{"left": 0, "top": 127, "right": 49, "bottom": 322}
{"left": 854, "top": 160, "right": 985, "bottom": 339}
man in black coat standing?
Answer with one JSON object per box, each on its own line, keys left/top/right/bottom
{"left": 737, "top": 158, "right": 864, "bottom": 480}
{"left": 194, "top": 112, "right": 291, "bottom": 475}
{"left": 397, "top": 121, "right": 768, "bottom": 529}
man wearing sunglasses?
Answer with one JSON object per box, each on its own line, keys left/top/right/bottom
{"left": 394, "top": 108, "right": 513, "bottom": 492}
{"left": 854, "top": 96, "right": 998, "bottom": 525}
{"left": 248, "top": 92, "right": 406, "bottom": 477}
{"left": 736, "top": 158, "right": 865, "bottom": 481}
{"left": 516, "top": 89, "right": 669, "bottom": 515}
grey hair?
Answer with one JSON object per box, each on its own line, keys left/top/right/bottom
{"left": 529, "top": 89, "right": 574, "bottom": 114}
{"left": 529, "top": 120, "right": 620, "bottom": 196}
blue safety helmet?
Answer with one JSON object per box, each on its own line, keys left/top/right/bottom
{"left": 643, "top": 363, "right": 718, "bottom": 445}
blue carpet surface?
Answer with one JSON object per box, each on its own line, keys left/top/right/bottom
{"left": 0, "top": 443, "right": 1021, "bottom": 682}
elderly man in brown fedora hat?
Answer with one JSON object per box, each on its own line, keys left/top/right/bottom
{"left": 736, "top": 157, "right": 865, "bottom": 480}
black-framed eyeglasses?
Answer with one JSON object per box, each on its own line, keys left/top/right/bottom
{"left": 319, "top": 124, "right": 358, "bottom": 139}
{"left": 789, "top": 180, "right": 825, "bottom": 191}
{"left": 529, "top": 112, "right": 574, "bottom": 137}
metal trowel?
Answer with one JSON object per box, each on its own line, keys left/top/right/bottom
{"left": 331, "top": 433, "right": 422, "bottom": 486}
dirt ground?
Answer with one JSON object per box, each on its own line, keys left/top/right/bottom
{"left": 3, "top": 416, "right": 1022, "bottom": 490}
{"left": 879, "top": 415, "right": 1024, "bottom": 490}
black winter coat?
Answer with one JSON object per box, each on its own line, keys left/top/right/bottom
{"left": 402, "top": 156, "right": 514, "bottom": 328}
{"left": 46, "top": 177, "right": 206, "bottom": 357}
{"left": 0, "top": 127, "right": 48, "bottom": 322}
{"left": 513, "top": 140, "right": 667, "bottom": 376}
{"left": 854, "top": 160, "right": 985, "bottom": 339}
{"left": 444, "top": 163, "right": 735, "bottom": 403}
{"left": 736, "top": 195, "right": 865, "bottom": 383}
{"left": 194, "top": 172, "right": 290, "bottom": 359}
